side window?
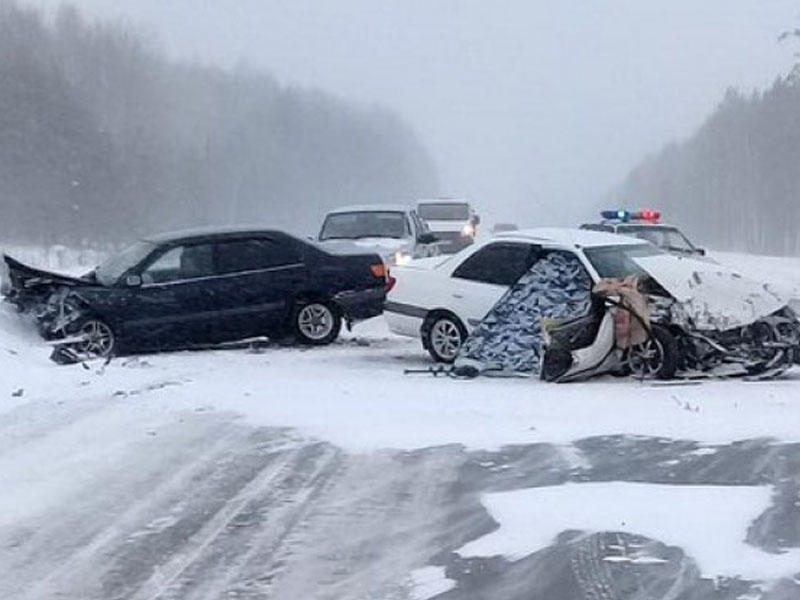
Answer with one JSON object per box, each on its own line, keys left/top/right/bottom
{"left": 452, "top": 243, "right": 540, "bottom": 286}
{"left": 410, "top": 210, "right": 429, "bottom": 235}
{"left": 216, "top": 238, "right": 302, "bottom": 274}
{"left": 141, "top": 243, "right": 214, "bottom": 284}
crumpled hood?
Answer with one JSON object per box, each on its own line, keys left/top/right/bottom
{"left": 317, "top": 238, "right": 410, "bottom": 260}
{"left": 634, "top": 254, "right": 789, "bottom": 330}
{"left": 3, "top": 254, "right": 94, "bottom": 290}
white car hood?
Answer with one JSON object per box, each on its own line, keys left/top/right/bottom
{"left": 634, "top": 255, "right": 788, "bottom": 330}
{"left": 318, "top": 237, "right": 409, "bottom": 259}
{"left": 396, "top": 255, "right": 454, "bottom": 271}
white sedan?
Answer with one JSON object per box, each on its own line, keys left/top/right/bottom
{"left": 384, "top": 228, "right": 650, "bottom": 362}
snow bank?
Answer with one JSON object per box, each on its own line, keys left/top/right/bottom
{"left": 2, "top": 307, "right": 800, "bottom": 454}
{"left": 409, "top": 566, "right": 455, "bottom": 600}
{"left": 458, "top": 482, "right": 800, "bottom": 581}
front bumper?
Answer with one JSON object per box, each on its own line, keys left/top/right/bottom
{"left": 333, "top": 287, "right": 386, "bottom": 321}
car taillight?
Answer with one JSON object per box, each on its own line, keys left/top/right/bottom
{"left": 370, "top": 263, "right": 387, "bottom": 278}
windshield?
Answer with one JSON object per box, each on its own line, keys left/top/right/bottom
{"left": 584, "top": 244, "right": 664, "bottom": 279}
{"left": 616, "top": 225, "right": 697, "bottom": 253}
{"left": 319, "top": 211, "right": 409, "bottom": 240}
{"left": 95, "top": 241, "right": 156, "bottom": 285}
{"left": 417, "top": 203, "right": 470, "bottom": 221}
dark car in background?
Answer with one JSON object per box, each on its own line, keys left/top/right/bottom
{"left": 3, "top": 228, "right": 389, "bottom": 358}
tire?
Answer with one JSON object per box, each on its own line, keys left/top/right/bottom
{"left": 626, "top": 324, "right": 679, "bottom": 380}
{"left": 293, "top": 300, "right": 341, "bottom": 346}
{"left": 423, "top": 313, "right": 467, "bottom": 363}
{"left": 70, "top": 317, "right": 117, "bottom": 359}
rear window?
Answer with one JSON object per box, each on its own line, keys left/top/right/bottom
{"left": 216, "top": 238, "right": 301, "bottom": 273}
{"left": 418, "top": 203, "right": 470, "bottom": 221}
{"left": 453, "top": 242, "right": 539, "bottom": 286}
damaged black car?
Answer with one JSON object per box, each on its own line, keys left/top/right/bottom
{"left": 3, "top": 228, "right": 390, "bottom": 361}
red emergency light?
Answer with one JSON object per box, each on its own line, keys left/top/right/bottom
{"left": 636, "top": 209, "right": 661, "bottom": 222}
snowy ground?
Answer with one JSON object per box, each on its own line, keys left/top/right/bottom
{"left": 2, "top": 249, "right": 800, "bottom": 599}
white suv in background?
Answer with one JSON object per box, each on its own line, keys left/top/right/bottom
{"left": 416, "top": 199, "right": 480, "bottom": 254}
{"left": 317, "top": 205, "right": 439, "bottom": 265}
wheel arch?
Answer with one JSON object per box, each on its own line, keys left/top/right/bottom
{"left": 420, "top": 308, "right": 467, "bottom": 351}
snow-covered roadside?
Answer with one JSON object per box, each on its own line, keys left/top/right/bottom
{"left": 2, "top": 308, "right": 800, "bottom": 453}
{"left": 458, "top": 482, "right": 800, "bottom": 581}
{"left": 713, "top": 250, "right": 800, "bottom": 299}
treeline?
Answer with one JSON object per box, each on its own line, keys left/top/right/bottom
{"left": 0, "top": 2, "right": 437, "bottom": 245}
{"left": 613, "top": 73, "right": 800, "bottom": 255}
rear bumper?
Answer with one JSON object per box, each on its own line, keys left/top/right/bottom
{"left": 334, "top": 287, "right": 386, "bottom": 321}
{"left": 384, "top": 302, "right": 425, "bottom": 338}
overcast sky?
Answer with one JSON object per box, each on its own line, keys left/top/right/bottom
{"left": 30, "top": 0, "right": 799, "bottom": 225}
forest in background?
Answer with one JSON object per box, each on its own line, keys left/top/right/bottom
{"left": 0, "top": 1, "right": 438, "bottom": 246}
{"left": 613, "top": 72, "right": 800, "bottom": 256}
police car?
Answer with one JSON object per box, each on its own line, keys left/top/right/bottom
{"left": 580, "top": 209, "right": 707, "bottom": 258}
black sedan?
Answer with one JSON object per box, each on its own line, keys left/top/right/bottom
{"left": 3, "top": 228, "right": 389, "bottom": 358}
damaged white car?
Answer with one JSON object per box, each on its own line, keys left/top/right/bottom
{"left": 403, "top": 228, "right": 800, "bottom": 381}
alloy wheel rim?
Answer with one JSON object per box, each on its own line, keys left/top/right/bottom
{"left": 431, "top": 319, "right": 462, "bottom": 360}
{"left": 78, "top": 320, "right": 114, "bottom": 357}
{"left": 628, "top": 336, "right": 664, "bottom": 378}
{"left": 298, "top": 304, "right": 334, "bottom": 340}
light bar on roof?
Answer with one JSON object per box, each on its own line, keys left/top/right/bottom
{"left": 600, "top": 208, "right": 661, "bottom": 222}
{"left": 601, "top": 209, "right": 632, "bottom": 221}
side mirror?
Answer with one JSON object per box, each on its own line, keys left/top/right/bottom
{"left": 417, "top": 232, "right": 438, "bottom": 245}
{"left": 126, "top": 274, "right": 142, "bottom": 287}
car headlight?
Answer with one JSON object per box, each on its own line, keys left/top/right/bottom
{"left": 394, "top": 251, "right": 412, "bottom": 266}
{"left": 462, "top": 223, "right": 476, "bottom": 237}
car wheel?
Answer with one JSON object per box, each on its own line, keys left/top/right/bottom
{"left": 72, "top": 318, "right": 116, "bottom": 359}
{"left": 626, "top": 324, "right": 679, "bottom": 380}
{"left": 293, "top": 301, "right": 341, "bottom": 345}
{"left": 424, "top": 313, "right": 467, "bottom": 363}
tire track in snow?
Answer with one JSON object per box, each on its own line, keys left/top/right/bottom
{"left": 160, "top": 443, "right": 344, "bottom": 600}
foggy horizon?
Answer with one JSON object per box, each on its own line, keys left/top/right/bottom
{"left": 27, "top": 0, "right": 799, "bottom": 227}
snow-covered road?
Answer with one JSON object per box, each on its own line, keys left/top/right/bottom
{"left": 2, "top": 249, "right": 800, "bottom": 599}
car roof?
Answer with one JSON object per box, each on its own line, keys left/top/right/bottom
{"left": 325, "top": 204, "right": 411, "bottom": 215}
{"left": 142, "top": 226, "right": 288, "bottom": 245}
{"left": 416, "top": 198, "right": 470, "bottom": 205}
{"left": 613, "top": 222, "right": 681, "bottom": 230}
{"left": 495, "top": 227, "right": 649, "bottom": 248}
{"left": 583, "top": 221, "right": 681, "bottom": 230}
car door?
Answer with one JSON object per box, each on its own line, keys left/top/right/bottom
{"left": 213, "top": 236, "right": 306, "bottom": 340}
{"left": 448, "top": 242, "right": 541, "bottom": 329}
{"left": 411, "top": 210, "right": 440, "bottom": 258}
{"left": 122, "top": 241, "right": 218, "bottom": 348}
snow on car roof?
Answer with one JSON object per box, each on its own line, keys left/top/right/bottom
{"left": 142, "top": 226, "right": 283, "bottom": 244}
{"left": 325, "top": 204, "right": 411, "bottom": 214}
{"left": 416, "top": 198, "right": 470, "bottom": 205}
{"left": 496, "top": 227, "right": 649, "bottom": 248}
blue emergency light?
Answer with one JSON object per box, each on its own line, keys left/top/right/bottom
{"left": 600, "top": 209, "right": 661, "bottom": 223}
{"left": 601, "top": 209, "right": 632, "bottom": 221}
